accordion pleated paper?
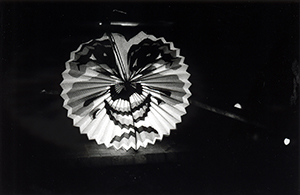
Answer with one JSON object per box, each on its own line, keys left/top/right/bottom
{"left": 61, "top": 31, "right": 191, "bottom": 150}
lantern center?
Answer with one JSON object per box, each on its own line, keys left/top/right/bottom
{"left": 112, "top": 80, "right": 142, "bottom": 101}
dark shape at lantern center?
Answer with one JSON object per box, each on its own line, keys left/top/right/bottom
{"left": 111, "top": 81, "right": 142, "bottom": 101}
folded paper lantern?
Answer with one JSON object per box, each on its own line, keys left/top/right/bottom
{"left": 61, "top": 31, "right": 191, "bottom": 150}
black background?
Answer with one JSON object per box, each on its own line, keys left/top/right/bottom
{"left": 1, "top": 1, "right": 299, "bottom": 194}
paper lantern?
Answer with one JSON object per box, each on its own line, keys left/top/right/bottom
{"left": 61, "top": 31, "right": 191, "bottom": 150}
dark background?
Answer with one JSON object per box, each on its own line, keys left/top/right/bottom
{"left": 1, "top": 1, "right": 299, "bottom": 194}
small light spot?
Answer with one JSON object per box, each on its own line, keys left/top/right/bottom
{"left": 89, "top": 54, "right": 96, "bottom": 60}
{"left": 284, "top": 138, "right": 290, "bottom": 146}
{"left": 156, "top": 53, "right": 162, "bottom": 59}
{"left": 99, "top": 22, "right": 102, "bottom": 25}
{"left": 234, "top": 103, "right": 242, "bottom": 109}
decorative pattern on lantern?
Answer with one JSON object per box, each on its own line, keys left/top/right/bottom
{"left": 61, "top": 31, "right": 191, "bottom": 150}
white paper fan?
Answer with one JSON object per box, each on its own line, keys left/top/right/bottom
{"left": 61, "top": 31, "right": 191, "bottom": 150}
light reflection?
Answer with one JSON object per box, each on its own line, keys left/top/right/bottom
{"left": 111, "top": 22, "right": 140, "bottom": 27}
{"left": 284, "top": 138, "right": 290, "bottom": 146}
{"left": 234, "top": 103, "right": 242, "bottom": 109}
